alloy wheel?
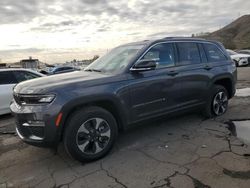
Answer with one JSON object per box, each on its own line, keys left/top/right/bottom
{"left": 76, "top": 118, "right": 111, "bottom": 155}
{"left": 212, "top": 91, "right": 228, "bottom": 115}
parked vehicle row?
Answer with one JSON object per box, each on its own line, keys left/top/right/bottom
{"left": 0, "top": 66, "right": 81, "bottom": 115}
{"left": 237, "top": 49, "right": 250, "bottom": 55}
{"left": 40, "top": 66, "right": 79, "bottom": 75}
{"left": 227, "top": 49, "right": 250, "bottom": 67}
{"left": 10, "top": 37, "right": 237, "bottom": 162}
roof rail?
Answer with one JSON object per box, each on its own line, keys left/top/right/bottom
{"left": 161, "top": 37, "right": 206, "bottom": 40}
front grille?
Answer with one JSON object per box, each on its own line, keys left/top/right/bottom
{"left": 16, "top": 114, "right": 45, "bottom": 139}
{"left": 30, "top": 127, "right": 44, "bottom": 138}
{"left": 248, "top": 57, "right": 250, "bottom": 63}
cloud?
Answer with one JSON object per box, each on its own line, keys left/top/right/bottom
{"left": 30, "top": 20, "right": 82, "bottom": 32}
{"left": 0, "top": 0, "right": 56, "bottom": 24}
{"left": 0, "top": 48, "right": 44, "bottom": 55}
{"left": 0, "top": 0, "right": 250, "bottom": 63}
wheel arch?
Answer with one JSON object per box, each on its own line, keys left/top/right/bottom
{"left": 212, "top": 76, "right": 234, "bottom": 99}
{"left": 58, "top": 95, "right": 128, "bottom": 141}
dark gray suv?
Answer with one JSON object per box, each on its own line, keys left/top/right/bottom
{"left": 10, "top": 37, "right": 237, "bottom": 162}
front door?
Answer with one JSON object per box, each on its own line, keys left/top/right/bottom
{"left": 128, "top": 43, "right": 181, "bottom": 122}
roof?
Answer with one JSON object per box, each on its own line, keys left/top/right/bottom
{"left": 122, "top": 37, "right": 216, "bottom": 47}
{"left": 0, "top": 68, "right": 45, "bottom": 76}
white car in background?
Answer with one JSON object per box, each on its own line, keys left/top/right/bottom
{"left": 227, "top": 49, "right": 250, "bottom": 67}
{"left": 0, "top": 68, "right": 44, "bottom": 115}
{"left": 237, "top": 49, "right": 250, "bottom": 55}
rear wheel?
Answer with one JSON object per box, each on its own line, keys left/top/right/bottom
{"left": 202, "top": 85, "right": 229, "bottom": 118}
{"left": 63, "top": 106, "right": 118, "bottom": 162}
{"left": 212, "top": 90, "right": 228, "bottom": 116}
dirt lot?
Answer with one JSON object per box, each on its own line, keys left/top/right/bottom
{"left": 0, "top": 68, "right": 250, "bottom": 188}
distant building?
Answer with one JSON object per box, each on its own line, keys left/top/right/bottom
{"left": 20, "top": 57, "right": 40, "bottom": 69}
{"left": 0, "top": 63, "right": 7, "bottom": 68}
{"left": 8, "top": 62, "right": 22, "bottom": 68}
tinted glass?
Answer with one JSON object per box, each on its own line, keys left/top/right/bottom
{"left": 65, "top": 67, "right": 73, "bottom": 70}
{"left": 203, "top": 43, "right": 227, "bottom": 62}
{"left": 60, "top": 67, "right": 72, "bottom": 71}
{"left": 55, "top": 67, "right": 63, "bottom": 72}
{"left": 14, "top": 71, "right": 39, "bottom": 83}
{"left": 141, "top": 43, "right": 175, "bottom": 68}
{"left": 176, "top": 42, "right": 201, "bottom": 65}
{"left": 0, "top": 71, "right": 17, "bottom": 84}
{"left": 198, "top": 43, "right": 207, "bottom": 63}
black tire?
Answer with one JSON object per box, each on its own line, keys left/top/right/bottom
{"left": 202, "top": 85, "right": 229, "bottom": 118}
{"left": 63, "top": 106, "right": 118, "bottom": 162}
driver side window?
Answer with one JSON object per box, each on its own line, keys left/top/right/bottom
{"left": 141, "top": 43, "right": 175, "bottom": 69}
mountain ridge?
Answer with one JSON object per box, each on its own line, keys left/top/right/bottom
{"left": 200, "top": 15, "right": 250, "bottom": 49}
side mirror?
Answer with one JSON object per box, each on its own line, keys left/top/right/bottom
{"left": 130, "top": 59, "right": 157, "bottom": 72}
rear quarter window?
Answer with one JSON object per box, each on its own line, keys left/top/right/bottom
{"left": 203, "top": 43, "right": 227, "bottom": 62}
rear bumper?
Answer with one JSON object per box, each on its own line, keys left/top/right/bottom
{"left": 10, "top": 101, "right": 62, "bottom": 148}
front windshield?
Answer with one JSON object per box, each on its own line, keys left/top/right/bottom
{"left": 227, "top": 49, "right": 237, "bottom": 55}
{"left": 85, "top": 44, "right": 144, "bottom": 73}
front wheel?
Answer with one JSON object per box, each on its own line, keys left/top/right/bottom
{"left": 202, "top": 85, "right": 229, "bottom": 118}
{"left": 63, "top": 106, "right": 118, "bottom": 162}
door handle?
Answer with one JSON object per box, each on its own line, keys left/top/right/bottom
{"left": 204, "top": 65, "right": 212, "bottom": 70}
{"left": 167, "top": 70, "right": 179, "bottom": 76}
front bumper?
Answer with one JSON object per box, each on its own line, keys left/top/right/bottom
{"left": 238, "top": 59, "right": 248, "bottom": 66}
{"left": 10, "top": 100, "right": 62, "bottom": 148}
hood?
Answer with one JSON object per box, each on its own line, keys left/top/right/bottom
{"left": 14, "top": 70, "right": 113, "bottom": 94}
{"left": 230, "top": 54, "right": 250, "bottom": 58}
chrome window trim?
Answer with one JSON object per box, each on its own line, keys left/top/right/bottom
{"left": 129, "top": 40, "right": 229, "bottom": 71}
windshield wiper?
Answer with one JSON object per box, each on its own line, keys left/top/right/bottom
{"left": 84, "top": 69, "right": 102, "bottom": 72}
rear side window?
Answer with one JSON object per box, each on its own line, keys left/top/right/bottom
{"left": 0, "top": 71, "right": 17, "bottom": 85}
{"left": 176, "top": 42, "right": 201, "bottom": 65}
{"left": 55, "top": 67, "right": 72, "bottom": 72}
{"left": 203, "top": 43, "right": 227, "bottom": 62}
{"left": 14, "top": 71, "right": 39, "bottom": 83}
{"left": 65, "top": 67, "right": 73, "bottom": 70}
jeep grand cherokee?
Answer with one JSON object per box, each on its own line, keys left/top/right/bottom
{"left": 10, "top": 37, "right": 237, "bottom": 162}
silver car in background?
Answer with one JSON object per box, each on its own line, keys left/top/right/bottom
{"left": 0, "top": 68, "right": 44, "bottom": 115}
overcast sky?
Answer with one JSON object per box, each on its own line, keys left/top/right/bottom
{"left": 0, "top": 0, "right": 249, "bottom": 64}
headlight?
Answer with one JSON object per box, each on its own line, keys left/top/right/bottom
{"left": 239, "top": 57, "right": 248, "bottom": 61}
{"left": 14, "top": 94, "right": 56, "bottom": 105}
{"left": 37, "top": 95, "right": 55, "bottom": 103}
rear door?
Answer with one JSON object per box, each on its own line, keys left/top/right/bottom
{"left": 0, "top": 71, "right": 18, "bottom": 114}
{"left": 174, "top": 42, "right": 210, "bottom": 107}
